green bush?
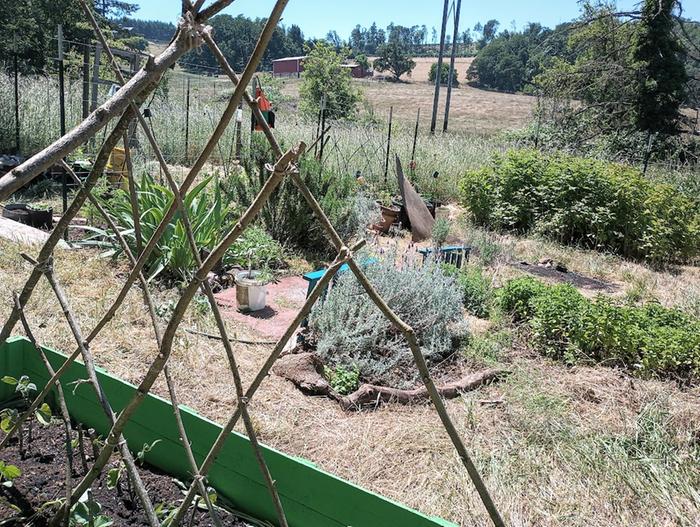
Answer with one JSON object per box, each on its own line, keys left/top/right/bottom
{"left": 460, "top": 149, "right": 700, "bottom": 264}
{"left": 496, "top": 276, "right": 548, "bottom": 322}
{"left": 84, "top": 172, "right": 283, "bottom": 281}
{"left": 227, "top": 134, "right": 378, "bottom": 256}
{"left": 443, "top": 264, "right": 493, "bottom": 318}
{"left": 309, "top": 257, "right": 466, "bottom": 389}
{"left": 324, "top": 364, "right": 360, "bottom": 395}
{"left": 499, "top": 277, "right": 700, "bottom": 380}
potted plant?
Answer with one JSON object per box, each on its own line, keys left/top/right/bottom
{"left": 373, "top": 190, "right": 400, "bottom": 233}
{"left": 235, "top": 249, "right": 273, "bottom": 312}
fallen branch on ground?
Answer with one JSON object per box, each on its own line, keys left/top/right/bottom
{"left": 272, "top": 352, "right": 509, "bottom": 410}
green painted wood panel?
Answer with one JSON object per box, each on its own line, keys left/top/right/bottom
{"left": 0, "top": 337, "right": 457, "bottom": 527}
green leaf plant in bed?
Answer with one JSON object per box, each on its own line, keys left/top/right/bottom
{"left": 1, "top": 375, "right": 51, "bottom": 457}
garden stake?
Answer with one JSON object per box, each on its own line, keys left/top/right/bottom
{"left": 14, "top": 293, "right": 73, "bottom": 527}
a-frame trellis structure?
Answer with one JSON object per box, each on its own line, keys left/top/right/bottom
{"left": 0, "top": 1, "right": 505, "bottom": 526}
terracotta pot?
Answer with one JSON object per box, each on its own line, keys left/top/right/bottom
{"left": 372, "top": 203, "right": 400, "bottom": 233}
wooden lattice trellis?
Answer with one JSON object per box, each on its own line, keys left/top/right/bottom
{"left": 0, "top": 2, "right": 505, "bottom": 526}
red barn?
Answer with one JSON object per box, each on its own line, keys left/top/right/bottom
{"left": 272, "top": 56, "right": 306, "bottom": 77}
{"left": 272, "top": 56, "right": 369, "bottom": 79}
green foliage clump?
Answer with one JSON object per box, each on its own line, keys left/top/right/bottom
{"left": 468, "top": 23, "right": 562, "bottom": 92}
{"left": 324, "top": 364, "right": 360, "bottom": 395}
{"left": 460, "top": 149, "right": 700, "bottom": 264}
{"left": 85, "top": 172, "right": 283, "bottom": 281}
{"left": 230, "top": 135, "right": 378, "bottom": 256}
{"left": 373, "top": 40, "right": 416, "bottom": 81}
{"left": 443, "top": 264, "right": 493, "bottom": 318}
{"left": 428, "top": 62, "right": 458, "bottom": 86}
{"left": 498, "top": 277, "right": 700, "bottom": 380}
{"left": 309, "top": 258, "right": 466, "bottom": 389}
{"left": 299, "top": 41, "right": 361, "bottom": 119}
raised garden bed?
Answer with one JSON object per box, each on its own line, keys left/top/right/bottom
{"left": 0, "top": 337, "right": 457, "bottom": 527}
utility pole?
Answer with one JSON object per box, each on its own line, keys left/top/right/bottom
{"left": 184, "top": 78, "right": 191, "bottom": 164}
{"left": 443, "top": 0, "right": 462, "bottom": 132}
{"left": 430, "top": 0, "right": 450, "bottom": 133}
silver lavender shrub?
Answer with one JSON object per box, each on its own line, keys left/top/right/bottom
{"left": 308, "top": 254, "right": 467, "bottom": 389}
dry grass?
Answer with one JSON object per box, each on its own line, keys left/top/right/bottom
{"left": 2, "top": 235, "right": 699, "bottom": 527}
{"left": 277, "top": 74, "right": 536, "bottom": 135}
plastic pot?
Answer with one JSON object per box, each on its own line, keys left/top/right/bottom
{"left": 236, "top": 271, "right": 268, "bottom": 312}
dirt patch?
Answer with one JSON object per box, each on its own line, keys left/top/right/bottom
{"left": 513, "top": 261, "right": 618, "bottom": 292}
{"left": 0, "top": 422, "right": 248, "bottom": 526}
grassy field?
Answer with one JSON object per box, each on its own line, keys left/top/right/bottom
{"left": 276, "top": 72, "right": 536, "bottom": 135}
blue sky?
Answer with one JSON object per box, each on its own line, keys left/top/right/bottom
{"left": 132, "top": 1, "right": 700, "bottom": 39}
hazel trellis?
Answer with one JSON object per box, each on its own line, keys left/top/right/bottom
{"left": 0, "top": 1, "right": 505, "bottom": 526}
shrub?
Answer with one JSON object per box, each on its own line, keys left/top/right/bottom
{"left": 84, "top": 172, "right": 283, "bottom": 281}
{"left": 228, "top": 134, "right": 378, "bottom": 256}
{"left": 324, "top": 364, "right": 360, "bottom": 395}
{"left": 443, "top": 264, "right": 493, "bottom": 318}
{"left": 308, "top": 257, "right": 466, "bottom": 389}
{"left": 499, "top": 277, "right": 700, "bottom": 380}
{"left": 460, "top": 149, "right": 700, "bottom": 264}
{"left": 428, "top": 62, "right": 458, "bottom": 85}
{"left": 496, "top": 276, "right": 548, "bottom": 322}
{"left": 299, "top": 42, "right": 361, "bottom": 119}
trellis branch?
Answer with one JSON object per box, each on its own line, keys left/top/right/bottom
{"left": 19, "top": 254, "right": 158, "bottom": 527}
{"left": 61, "top": 161, "right": 223, "bottom": 526}
{"left": 14, "top": 293, "right": 73, "bottom": 527}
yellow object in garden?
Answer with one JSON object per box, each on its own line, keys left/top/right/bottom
{"left": 106, "top": 147, "right": 128, "bottom": 189}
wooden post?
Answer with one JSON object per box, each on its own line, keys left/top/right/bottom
{"left": 430, "top": 0, "right": 450, "bottom": 133}
{"left": 184, "top": 77, "right": 191, "bottom": 164}
{"left": 235, "top": 103, "right": 243, "bottom": 161}
{"left": 318, "top": 100, "right": 328, "bottom": 163}
{"left": 383, "top": 106, "right": 393, "bottom": 184}
{"left": 90, "top": 44, "right": 102, "bottom": 113}
{"left": 13, "top": 39, "right": 20, "bottom": 154}
{"left": 314, "top": 94, "right": 325, "bottom": 157}
{"left": 443, "top": 0, "right": 461, "bottom": 133}
{"left": 410, "top": 107, "right": 420, "bottom": 177}
{"left": 58, "top": 25, "right": 68, "bottom": 217}
{"left": 82, "top": 44, "right": 90, "bottom": 120}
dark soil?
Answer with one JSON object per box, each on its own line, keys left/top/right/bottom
{"left": 0, "top": 422, "right": 249, "bottom": 526}
{"left": 514, "top": 261, "right": 617, "bottom": 292}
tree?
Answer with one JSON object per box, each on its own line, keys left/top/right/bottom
{"left": 372, "top": 25, "right": 417, "bottom": 80}
{"left": 299, "top": 41, "right": 361, "bottom": 119}
{"left": 326, "top": 30, "right": 343, "bottom": 49}
{"left": 632, "top": 0, "right": 688, "bottom": 134}
{"left": 479, "top": 19, "right": 500, "bottom": 48}
{"left": 95, "top": 0, "right": 137, "bottom": 18}
{"left": 373, "top": 40, "right": 416, "bottom": 81}
{"left": 429, "top": 62, "right": 458, "bottom": 85}
{"left": 467, "top": 23, "right": 558, "bottom": 92}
